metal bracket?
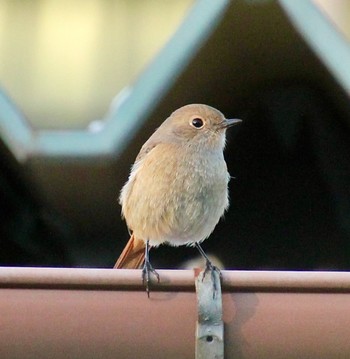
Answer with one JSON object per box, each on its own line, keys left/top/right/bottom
{"left": 195, "top": 269, "right": 224, "bottom": 359}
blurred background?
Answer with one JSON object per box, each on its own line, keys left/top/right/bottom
{"left": 0, "top": 0, "right": 192, "bottom": 129}
{"left": 0, "top": 0, "right": 350, "bottom": 270}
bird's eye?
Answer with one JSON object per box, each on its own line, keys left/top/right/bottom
{"left": 191, "top": 118, "right": 204, "bottom": 129}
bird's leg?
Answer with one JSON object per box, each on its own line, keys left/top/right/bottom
{"left": 195, "top": 242, "right": 221, "bottom": 297}
{"left": 142, "top": 240, "right": 160, "bottom": 297}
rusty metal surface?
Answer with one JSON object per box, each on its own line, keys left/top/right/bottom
{"left": 1, "top": 268, "right": 350, "bottom": 359}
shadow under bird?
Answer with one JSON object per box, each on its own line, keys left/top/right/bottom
{"left": 114, "top": 104, "right": 241, "bottom": 296}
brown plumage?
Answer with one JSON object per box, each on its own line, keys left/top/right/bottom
{"left": 114, "top": 104, "right": 241, "bottom": 294}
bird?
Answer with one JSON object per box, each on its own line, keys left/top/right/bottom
{"left": 114, "top": 104, "right": 241, "bottom": 296}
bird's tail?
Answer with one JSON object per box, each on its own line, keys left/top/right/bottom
{"left": 114, "top": 234, "right": 146, "bottom": 269}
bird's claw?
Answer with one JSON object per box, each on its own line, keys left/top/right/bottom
{"left": 203, "top": 260, "right": 221, "bottom": 299}
{"left": 142, "top": 261, "right": 160, "bottom": 297}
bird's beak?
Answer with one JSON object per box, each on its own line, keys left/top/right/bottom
{"left": 225, "top": 118, "right": 242, "bottom": 127}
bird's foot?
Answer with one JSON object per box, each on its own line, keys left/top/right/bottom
{"left": 142, "top": 260, "right": 160, "bottom": 298}
{"left": 203, "top": 260, "right": 221, "bottom": 299}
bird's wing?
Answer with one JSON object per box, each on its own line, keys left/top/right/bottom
{"left": 135, "top": 130, "right": 164, "bottom": 163}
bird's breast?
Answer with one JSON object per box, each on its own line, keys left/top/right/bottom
{"left": 121, "top": 144, "right": 230, "bottom": 246}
